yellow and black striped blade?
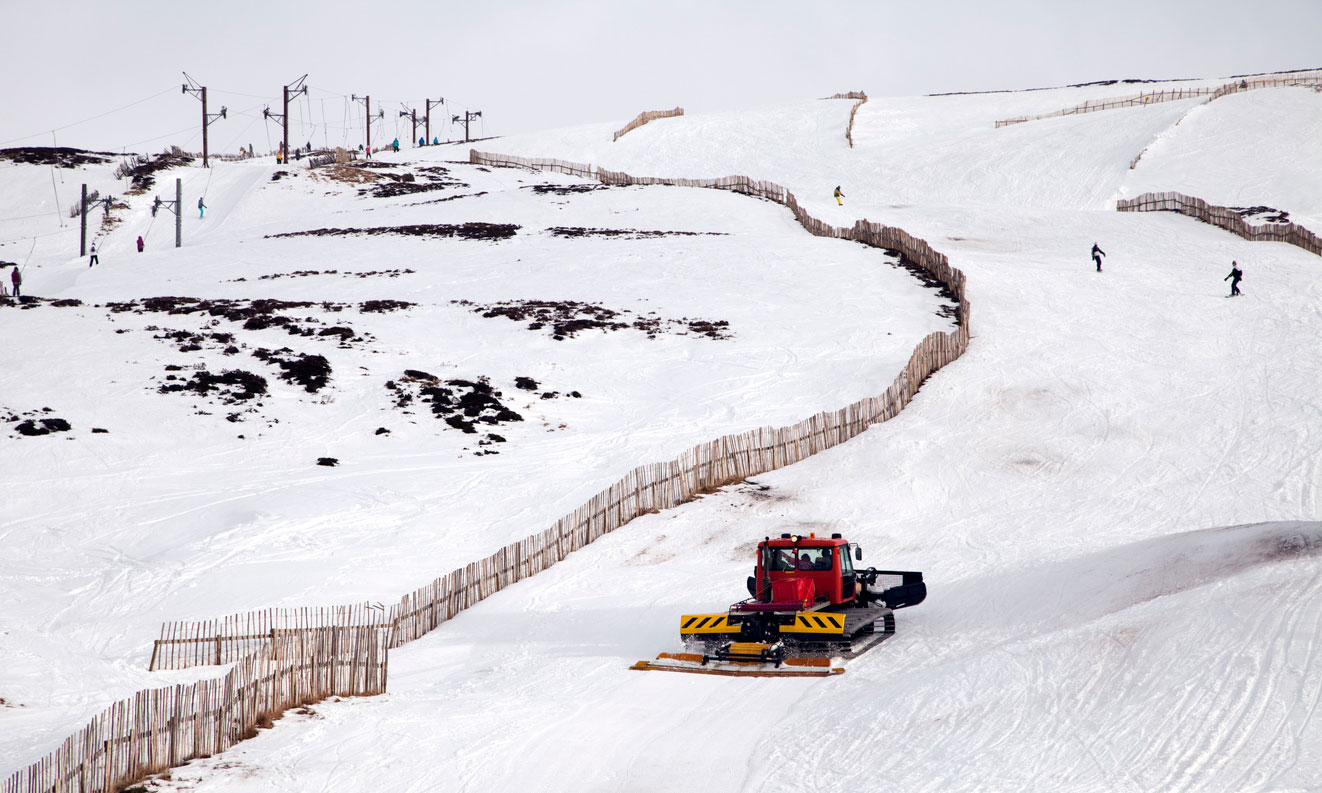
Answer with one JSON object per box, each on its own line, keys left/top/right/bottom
{"left": 679, "top": 613, "right": 740, "bottom": 635}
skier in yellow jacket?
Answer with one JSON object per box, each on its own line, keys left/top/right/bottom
{"left": 834, "top": 185, "right": 845, "bottom": 206}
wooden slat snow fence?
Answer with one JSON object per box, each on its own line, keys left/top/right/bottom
{"left": 2, "top": 629, "right": 385, "bottom": 793}
{"left": 1117, "top": 191, "right": 1322, "bottom": 257}
{"left": 144, "top": 151, "right": 968, "bottom": 661}
{"left": 824, "top": 91, "right": 868, "bottom": 148}
{"left": 612, "top": 107, "right": 684, "bottom": 142}
{"left": 995, "top": 69, "right": 1322, "bottom": 127}
{"left": 2, "top": 149, "right": 971, "bottom": 793}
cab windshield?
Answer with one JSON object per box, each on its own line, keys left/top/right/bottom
{"left": 769, "top": 546, "right": 837, "bottom": 572}
{"left": 795, "top": 548, "right": 832, "bottom": 571}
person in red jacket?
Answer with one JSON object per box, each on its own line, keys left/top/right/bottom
{"left": 137, "top": 235, "right": 145, "bottom": 253}
{"left": 9, "top": 266, "right": 20, "bottom": 298}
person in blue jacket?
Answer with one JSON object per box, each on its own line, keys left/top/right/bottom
{"left": 391, "top": 138, "right": 400, "bottom": 153}
{"left": 433, "top": 136, "right": 440, "bottom": 145}
{"left": 419, "top": 136, "right": 425, "bottom": 147}
{"left": 198, "top": 197, "right": 206, "bottom": 218}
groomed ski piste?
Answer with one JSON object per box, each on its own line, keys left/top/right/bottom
{"left": 2, "top": 73, "right": 1320, "bottom": 791}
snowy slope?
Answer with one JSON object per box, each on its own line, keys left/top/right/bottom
{"left": 3, "top": 73, "right": 1321, "bottom": 793}
{"left": 1124, "top": 86, "right": 1322, "bottom": 229}
{"left": 0, "top": 147, "right": 952, "bottom": 763}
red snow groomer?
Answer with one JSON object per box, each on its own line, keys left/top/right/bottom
{"left": 632, "top": 532, "right": 925, "bottom": 677}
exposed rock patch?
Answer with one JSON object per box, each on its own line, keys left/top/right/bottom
{"left": 885, "top": 249, "right": 962, "bottom": 322}
{"left": 523, "top": 183, "right": 609, "bottom": 196}
{"left": 232, "top": 268, "right": 415, "bottom": 282}
{"left": 0, "top": 296, "right": 83, "bottom": 310}
{"left": 252, "top": 348, "right": 332, "bottom": 393}
{"left": 3, "top": 407, "right": 79, "bottom": 438}
{"left": 452, "top": 298, "right": 732, "bottom": 341}
{"left": 547, "top": 227, "right": 726, "bottom": 239}
{"left": 15, "top": 417, "right": 72, "bottom": 436}
{"left": 157, "top": 369, "right": 268, "bottom": 404}
{"left": 107, "top": 297, "right": 381, "bottom": 345}
{"left": 360, "top": 299, "right": 415, "bottom": 313}
{"left": 0, "top": 147, "right": 115, "bottom": 168}
{"left": 382, "top": 370, "right": 581, "bottom": 453}
{"left": 1229, "top": 205, "right": 1290, "bottom": 225}
{"left": 407, "top": 191, "right": 489, "bottom": 206}
{"left": 118, "top": 152, "right": 194, "bottom": 195}
{"left": 359, "top": 176, "right": 470, "bottom": 198}
{"left": 266, "top": 223, "right": 519, "bottom": 241}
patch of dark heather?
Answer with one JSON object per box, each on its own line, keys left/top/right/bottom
{"left": 266, "top": 222, "right": 519, "bottom": 241}
{"left": 452, "top": 298, "right": 732, "bottom": 341}
{"left": 547, "top": 227, "right": 727, "bottom": 239}
{"left": 252, "top": 348, "right": 332, "bottom": 393}
{"left": 523, "top": 183, "right": 609, "bottom": 196}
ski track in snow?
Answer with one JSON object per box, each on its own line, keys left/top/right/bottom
{"left": 3, "top": 80, "right": 1322, "bottom": 792}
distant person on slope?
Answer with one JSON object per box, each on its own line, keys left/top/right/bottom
{"left": 834, "top": 185, "right": 845, "bottom": 206}
{"left": 1225, "top": 261, "right": 1243, "bottom": 296}
{"left": 198, "top": 197, "right": 206, "bottom": 218}
{"left": 1091, "top": 243, "right": 1106, "bottom": 272}
{"left": 137, "top": 235, "right": 144, "bottom": 253}
{"left": 88, "top": 244, "right": 99, "bottom": 267}
{"left": 10, "top": 266, "right": 20, "bottom": 298}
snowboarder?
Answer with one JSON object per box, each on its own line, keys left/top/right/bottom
{"left": 834, "top": 185, "right": 845, "bottom": 206}
{"left": 418, "top": 136, "right": 425, "bottom": 147}
{"left": 198, "top": 197, "right": 206, "bottom": 218}
{"left": 137, "top": 235, "right": 144, "bottom": 253}
{"left": 433, "top": 136, "right": 439, "bottom": 145}
{"left": 9, "top": 266, "right": 20, "bottom": 298}
{"left": 1091, "top": 243, "right": 1106, "bottom": 272}
{"left": 1225, "top": 261, "right": 1243, "bottom": 296}
{"left": 88, "top": 244, "right": 99, "bottom": 267}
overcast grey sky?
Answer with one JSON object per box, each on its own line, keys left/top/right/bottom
{"left": 4, "top": 0, "right": 1319, "bottom": 153}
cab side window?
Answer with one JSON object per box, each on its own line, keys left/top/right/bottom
{"left": 775, "top": 550, "right": 798, "bottom": 572}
